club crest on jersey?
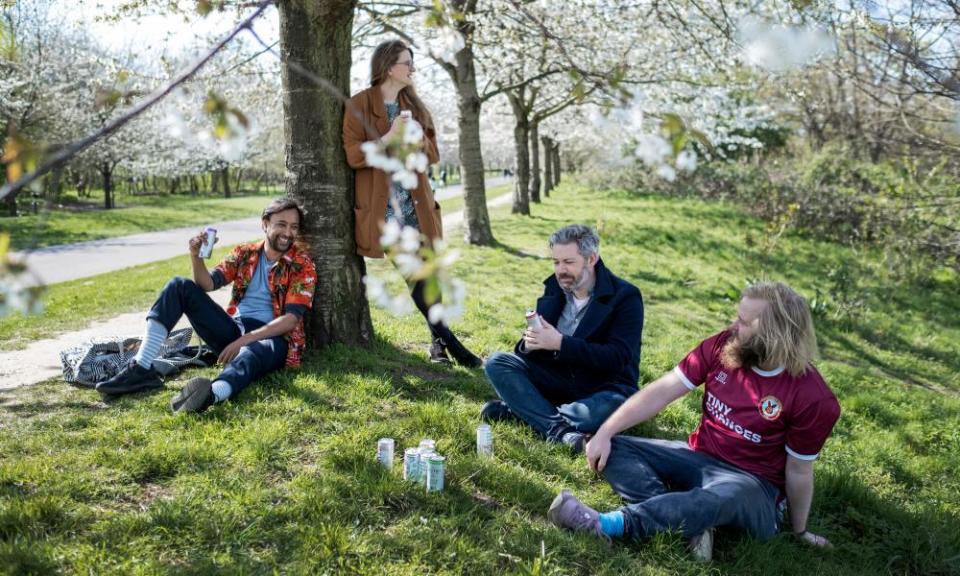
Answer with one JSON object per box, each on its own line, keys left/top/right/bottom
{"left": 714, "top": 372, "right": 728, "bottom": 385}
{"left": 759, "top": 396, "right": 782, "bottom": 420}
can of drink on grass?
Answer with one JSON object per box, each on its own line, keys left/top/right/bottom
{"left": 477, "top": 423, "right": 493, "bottom": 458}
{"left": 426, "top": 454, "right": 445, "bottom": 492}
{"left": 418, "top": 448, "right": 435, "bottom": 485}
{"left": 377, "top": 438, "right": 395, "bottom": 470}
{"left": 525, "top": 309, "right": 542, "bottom": 330}
{"left": 403, "top": 447, "right": 420, "bottom": 481}
{"left": 199, "top": 227, "right": 217, "bottom": 259}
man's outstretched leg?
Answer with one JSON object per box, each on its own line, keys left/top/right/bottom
{"left": 97, "top": 277, "right": 239, "bottom": 396}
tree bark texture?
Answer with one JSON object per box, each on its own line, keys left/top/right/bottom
{"left": 541, "top": 135, "right": 553, "bottom": 198}
{"left": 552, "top": 142, "right": 561, "bottom": 187}
{"left": 278, "top": 0, "right": 372, "bottom": 348}
{"left": 446, "top": 0, "right": 494, "bottom": 245}
{"left": 101, "top": 162, "right": 114, "bottom": 210}
{"left": 507, "top": 90, "right": 530, "bottom": 215}
{"left": 529, "top": 122, "right": 540, "bottom": 203}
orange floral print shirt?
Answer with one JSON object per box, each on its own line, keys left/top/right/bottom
{"left": 213, "top": 241, "right": 317, "bottom": 368}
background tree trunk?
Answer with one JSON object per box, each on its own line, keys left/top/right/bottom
{"left": 552, "top": 142, "right": 561, "bottom": 187}
{"left": 445, "top": 0, "right": 494, "bottom": 245}
{"left": 529, "top": 121, "right": 540, "bottom": 203}
{"left": 541, "top": 135, "right": 553, "bottom": 198}
{"left": 101, "top": 162, "right": 114, "bottom": 210}
{"left": 220, "top": 166, "right": 231, "bottom": 198}
{"left": 278, "top": 0, "right": 372, "bottom": 348}
{"left": 507, "top": 91, "right": 530, "bottom": 215}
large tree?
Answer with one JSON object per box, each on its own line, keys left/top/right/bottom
{"left": 278, "top": 0, "right": 373, "bottom": 347}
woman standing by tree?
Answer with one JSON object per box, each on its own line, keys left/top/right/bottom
{"left": 343, "top": 39, "right": 482, "bottom": 368}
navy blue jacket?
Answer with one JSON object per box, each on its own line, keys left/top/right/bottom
{"left": 515, "top": 258, "right": 644, "bottom": 396}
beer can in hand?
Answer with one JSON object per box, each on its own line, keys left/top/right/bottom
{"left": 525, "top": 309, "right": 542, "bottom": 330}
{"left": 377, "top": 438, "right": 395, "bottom": 470}
{"left": 199, "top": 227, "right": 217, "bottom": 259}
{"left": 477, "top": 424, "right": 493, "bottom": 458}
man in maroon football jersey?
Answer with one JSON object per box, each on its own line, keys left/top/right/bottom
{"left": 547, "top": 281, "right": 840, "bottom": 560}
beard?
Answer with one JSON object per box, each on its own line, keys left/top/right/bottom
{"left": 267, "top": 232, "right": 294, "bottom": 254}
{"left": 720, "top": 331, "right": 767, "bottom": 372}
{"left": 557, "top": 267, "right": 591, "bottom": 293}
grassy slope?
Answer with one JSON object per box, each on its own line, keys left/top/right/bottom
{"left": 1, "top": 182, "right": 958, "bottom": 575}
{"left": 0, "top": 185, "right": 510, "bottom": 350}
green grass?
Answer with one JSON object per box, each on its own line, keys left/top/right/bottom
{"left": 1, "top": 181, "right": 959, "bottom": 574}
{"left": 0, "top": 192, "right": 279, "bottom": 251}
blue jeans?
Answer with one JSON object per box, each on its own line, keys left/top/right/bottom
{"left": 146, "top": 277, "right": 288, "bottom": 397}
{"left": 602, "top": 436, "right": 781, "bottom": 540}
{"left": 484, "top": 351, "right": 628, "bottom": 441}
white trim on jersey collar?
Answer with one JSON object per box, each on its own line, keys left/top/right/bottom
{"left": 751, "top": 365, "right": 785, "bottom": 377}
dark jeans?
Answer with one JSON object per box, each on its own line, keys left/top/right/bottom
{"left": 484, "top": 351, "right": 627, "bottom": 441}
{"left": 602, "top": 436, "right": 781, "bottom": 540}
{"left": 410, "top": 278, "right": 455, "bottom": 341}
{"left": 146, "top": 277, "right": 288, "bottom": 397}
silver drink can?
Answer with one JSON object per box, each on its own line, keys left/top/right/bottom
{"left": 426, "top": 454, "right": 445, "bottom": 492}
{"left": 377, "top": 438, "right": 395, "bottom": 470}
{"left": 525, "top": 309, "right": 542, "bottom": 329}
{"left": 477, "top": 423, "right": 493, "bottom": 458}
{"left": 419, "top": 438, "right": 436, "bottom": 452}
{"left": 403, "top": 447, "right": 420, "bottom": 481}
{"left": 199, "top": 227, "right": 217, "bottom": 259}
{"left": 418, "top": 448, "right": 435, "bottom": 485}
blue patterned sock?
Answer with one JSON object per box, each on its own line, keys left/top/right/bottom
{"left": 134, "top": 319, "right": 168, "bottom": 369}
{"left": 212, "top": 380, "right": 232, "bottom": 403}
{"left": 598, "top": 511, "right": 625, "bottom": 537}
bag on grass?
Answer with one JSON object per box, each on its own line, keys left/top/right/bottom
{"left": 59, "top": 327, "right": 209, "bottom": 387}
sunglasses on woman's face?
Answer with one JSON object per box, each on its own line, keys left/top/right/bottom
{"left": 395, "top": 59, "right": 415, "bottom": 72}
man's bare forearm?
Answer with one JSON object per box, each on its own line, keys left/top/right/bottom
{"left": 191, "top": 255, "right": 215, "bottom": 291}
{"left": 595, "top": 373, "right": 690, "bottom": 439}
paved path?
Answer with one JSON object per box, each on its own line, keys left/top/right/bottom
{"left": 15, "top": 176, "right": 511, "bottom": 286}
{"left": 0, "top": 185, "right": 514, "bottom": 390}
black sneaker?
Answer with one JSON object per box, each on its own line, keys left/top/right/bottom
{"left": 170, "top": 377, "right": 215, "bottom": 413}
{"left": 480, "top": 399, "right": 520, "bottom": 423}
{"left": 561, "top": 431, "right": 588, "bottom": 455}
{"left": 428, "top": 337, "right": 452, "bottom": 363}
{"left": 443, "top": 336, "right": 483, "bottom": 368}
{"left": 96, "top": 362, "right": 163, "bottom": 396}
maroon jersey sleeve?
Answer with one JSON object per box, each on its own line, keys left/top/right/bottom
{"left": 784, "top": 391, "right": 841, "bottom": 460}
{"left": 675, "top": 332, "right": 729, "bottom": 390}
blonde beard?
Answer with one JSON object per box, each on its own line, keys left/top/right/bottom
{"left": 720, "top": 333, "right": 766, "bottom": 372}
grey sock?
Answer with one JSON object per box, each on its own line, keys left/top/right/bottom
{"left": 134, "top": 319, "right": 168, "bottom": 370}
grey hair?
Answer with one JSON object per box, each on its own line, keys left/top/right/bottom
{"left": 549, "top": 224, "right": 600, "bottom": 259}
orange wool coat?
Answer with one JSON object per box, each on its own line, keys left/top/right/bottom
{"left": 342, "top": 86, "right": 442, "bottom": 258}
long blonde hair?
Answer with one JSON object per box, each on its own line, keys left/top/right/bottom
{"left": 741, "top": 281, "right": 819, "bottom": 376}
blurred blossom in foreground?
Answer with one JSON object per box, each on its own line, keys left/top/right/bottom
{"left": 739, "top": 18, "right": 835, "bottom": 73}
{"left": 429, "top": 26, "right": 465, "bottom": 64}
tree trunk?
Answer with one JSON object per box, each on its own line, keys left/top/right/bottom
{"left": 552, "top": 142, "right": 561, "bottom": 187}
{"left": 278, "top": 0, "right": 372, "bottom": 348}
{"left": 3, "top": 191, "right": 16, "bottom": 217}
{"left": 529, "top": 121, "right": 540, "bottom": 203}
{"left": 444, "top": 2, "right": 494, "bottom": 245}
{"left": 507, "top": 90, "right": 530, "bottom": 215}
{"left": 211, "top": 170, "right": 220, "bottom": 195}
{"left": 542, "top": 135, "right": 553, "bottom": 198}
{"left": 220, "top": 166, "right": 231, "bottom": 198}
{"left": 101, "top": 162, "right": 114, "bottom": 210}
{"left": 234, "top": 167, "right": 244, "bottom": 195}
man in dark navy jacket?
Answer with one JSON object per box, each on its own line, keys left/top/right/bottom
{"left": 481, "top": 224, "right": 644, "bottom": 452}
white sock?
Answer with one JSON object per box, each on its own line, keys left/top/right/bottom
{"left": 134, "top": 319, "right": 168, "bottom": 370}
{"left": 212, "top": 380, "right": 232, "bottom": 403}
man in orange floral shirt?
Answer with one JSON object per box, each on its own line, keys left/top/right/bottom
{"left": 97, "top": 198, "right": 317, "bottom": 413}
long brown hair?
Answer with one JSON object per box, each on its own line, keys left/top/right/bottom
{"left": 727, "top": 282, "right": 819, "bottom": 377}
{"left": 370, "top": 39, "right": 433, "bottom": 128}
